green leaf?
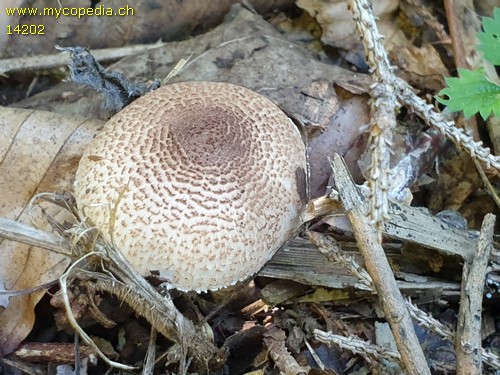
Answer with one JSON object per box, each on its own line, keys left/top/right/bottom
{"left": 435, "top": 68, "right": 500, "bottom": 120}
{"left": 478, "top": 7, "right": 500, "bottom": 65}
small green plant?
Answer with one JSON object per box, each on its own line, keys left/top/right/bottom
{"left": 436, "top": 8, "right": 500, "bottom": 120}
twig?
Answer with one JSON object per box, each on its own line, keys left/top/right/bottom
{"left": 330, "top": 154, "right": 431, "bottom": 375}
{"left": 403, "top": 0, "right": 450, "bottom": 46}
{"left": 304, "top": 338, "right": 325, "bottom": 370}
{"left": 347, "top": 0, "right": 499, "bottom": 235}
{"left": 307, "top": 209, "right": 499, "bottom": 371}
{"left": 456, "top": 214, "right": 495, "bottom": 375}
{"left": 443, "top": 0, "right": 479, "bottom": 140}
{"left": 347, "top": 0, "right": 398, "bottom": 235}
{"left": 444, "top": 0, "right": 468, "bottom": 71}
{"left": 142, "top": 328, "right": 157, "bottom": 375}
{"left": 0, "top": 41, "right": 167, "bottom": 75}
{"left": 8, "top": 342, "right": 96, "bottom": 364}
{"left": 482, "top": 350, "right": 500, "bottom": 371}
{"left": 314, "top": 330, "right": 401, "bottom": 364}
{"left": 307, "top": 231, "right": 372, "bottom": 291}
{"left": 407, "top": 300, "right": 500, "bottom": 370}
{"left": 406, "top": 301, "right": 455, "bottom": 342}
{"left": 474, "top": 159, "right": 500, "bottom": 209}
{"left": 396, "top": 78, "right": 500, "bottom": 173}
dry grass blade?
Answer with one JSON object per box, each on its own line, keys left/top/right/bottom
{"left": 58, "top": 253, "right": 137, "bottom": 371}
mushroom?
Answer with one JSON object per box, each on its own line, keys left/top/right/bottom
{"left": 74, "top": 81, "right": 307, "bottom": 292}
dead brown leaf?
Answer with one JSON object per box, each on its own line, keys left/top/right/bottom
{"left": 0, "top": 106, "right": 103, "bottom": 355}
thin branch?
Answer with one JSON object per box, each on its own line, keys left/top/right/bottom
{"left": 0, "top": 217, "right": 71, "bottom": 256}
{"left": 456, "top": 214, "right": 495, "bottom": 375}
{"left": 142, "top": 328, "right": 157, "bottom": 375}
{"left": 347, "top": 0, "right": 398, "bottom": 235}
{"left": 0, "top": 41, "right": 168, "bottom": 75}
{"left": 397, "top": 79, "right": 500, "bottom": 173}
{"left": 330, "top": 154, "right": 431, "bottom": 375}
{"left": 474, "top": 159, "right": 500, "bottom": 209}
{"left": 314, "top": 330, "right": 401, "bottom": 364}
{"left": 307, "top": 231, "right": 373, "bottom": 291}
{"left": 443, "top": 0, "right": 479, "bottom": 140}
{"left": 407, "top": 300, "right": 500, "bottom": 371}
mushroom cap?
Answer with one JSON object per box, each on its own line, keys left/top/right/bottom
{"left": 74, "top": 81, "right": 307, "bottom": 292}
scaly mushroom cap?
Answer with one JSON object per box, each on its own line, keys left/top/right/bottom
{"left": 75, "top": 81, "right": 306, "bottom": 292}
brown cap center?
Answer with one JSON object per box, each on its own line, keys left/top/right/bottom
{"left": 166, "top": 106, "right": 251, "bottom": 168}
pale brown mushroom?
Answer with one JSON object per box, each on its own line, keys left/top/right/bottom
{"left": 74, "top": 81, "right": 307, "bottom": 292}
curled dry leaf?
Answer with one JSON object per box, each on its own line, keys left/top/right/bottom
{"left": 296, "top": 0, "right": 399, "bottom": 49}
{"left": 0, "top": 106, "right": 103, "bottom": 355}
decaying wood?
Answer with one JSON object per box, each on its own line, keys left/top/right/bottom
{"left": 456, "top": 214, "right": 495, "bottom": 375}
{"left": 265, "top": 189, "right": 478, "bottom": 293}
{"left": 8, "top": 343, "right": 96, "bottom": 364}
{"left": 305, "top": 194, "right": 478, "bottom": 263}
{"left": 329, "top": 154, "right": 431, "bottom": 375}
{"left": 0, "top": 194, "right": 478, "bottom": 297}
{"left": 383, "top": 202, "right": 477, "bottom": 262}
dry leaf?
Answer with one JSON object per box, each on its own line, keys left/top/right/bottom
{"left": 308, "top": 93, "right": 370, "bottom": 197}
{"left": 296, "top": 0, "right": 399, "bottom": 49}
{"left": 15, "top": 6, "right": 371, "bottom": 122}
{"left": 389, "top": 45, "right": 449, "bottom": 91}
{"left": 0, "top": 106, "right": 103, "bottom": 355}
{"left": 263, "top": 326, "right": 309, "bottom": 374}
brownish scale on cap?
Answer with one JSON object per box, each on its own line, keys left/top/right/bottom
{"left": 74, "top": 81, "right": 307, "bottom": 292}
